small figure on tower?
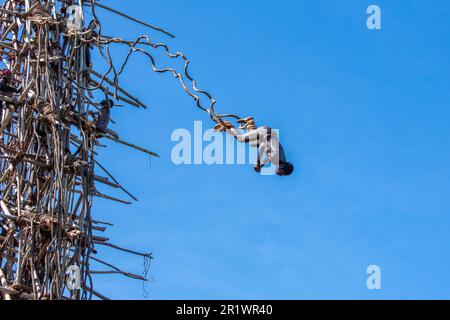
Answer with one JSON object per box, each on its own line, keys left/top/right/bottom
{"left": 0, "top": 69, "right": 21, "bottom": 95}
{"left": 95, "top": 99, "right": 114, "bottom": 132}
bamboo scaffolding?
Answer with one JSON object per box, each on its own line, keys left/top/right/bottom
{"left": 0, "top": 0, "right": 239, "bottom": 301}
{"left": 0, "top": 0, "right": 161, "bottom": 300}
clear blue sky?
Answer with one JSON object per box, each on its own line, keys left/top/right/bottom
{"left": 89, "top": 0, "right": 450, "bottom": 299}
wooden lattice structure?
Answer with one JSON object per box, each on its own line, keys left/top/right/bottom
{"left": 0, "top": 0, "right": 246, "bottom": 300}
{"left": 0, "top": 0, "right": 175, "bottom": 300}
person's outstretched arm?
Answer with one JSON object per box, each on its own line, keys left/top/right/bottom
{"left": 227, "top": 127, "right": 260, "bottom": 144}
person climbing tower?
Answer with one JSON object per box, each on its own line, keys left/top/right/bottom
{"left": 216, "top": 117, "right": 294, "bottom": 176}
{"left": 0, "top": 69, "right": 20, "bottom": 95}
{"left": 95, "top": 99, "right": 114, "bottom": 132}
{"left": 0, "top": 69, "right": 22, "bottom": 122}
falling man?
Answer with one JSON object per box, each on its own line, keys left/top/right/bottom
{"left": 216, "top": 117, "right": 294, "bottom": 176}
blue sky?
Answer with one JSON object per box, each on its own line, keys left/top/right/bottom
{"left": 89, "top": 0, "right": 450, "bottom": 299}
